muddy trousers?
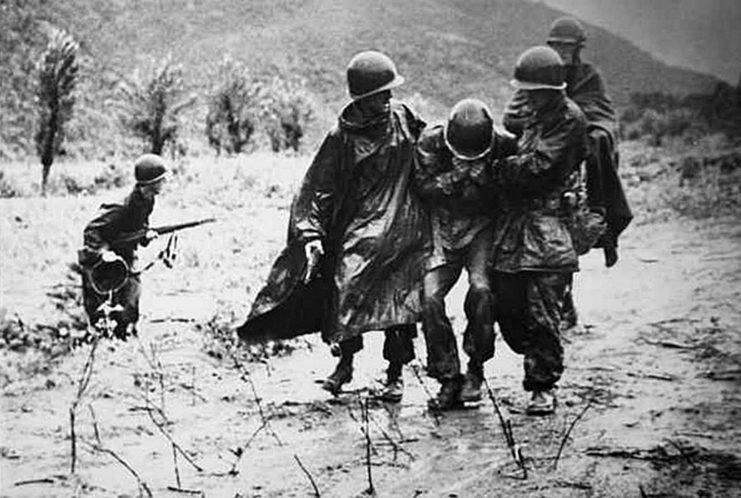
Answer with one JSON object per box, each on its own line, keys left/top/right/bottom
{"left": 492, "top": 271, "right": 570, "bottom": 391}
{"left": 422, "top": 229, "right": 495, "bottom": 380}
{"left": 82, "top": 272, "right": 141, "bottom": 339}
{"left": 336, "top": 324, "right": 417, "bottom": 367}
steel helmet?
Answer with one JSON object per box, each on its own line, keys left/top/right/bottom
{"left": 444, "top": 98, "right": 494, "bottom": 160}
{"left": 134, "top": 154, "right": 167, "bottom": 185}
{"left": 547, "top": 16, "right": 586, "bottom": 46}
{"left": 510, "top": 45, "right": 566, "bottom": 91}
{"left": 346, "top": 50, "right": 405, "bottom": 101}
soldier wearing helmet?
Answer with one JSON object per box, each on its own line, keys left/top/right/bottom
{"left": 505, "top": 16, "right": 632, "bottom": 267}
{"left": 78, "top": 154, "right": 167, "bottom": 338}
{"left": 238, "top": 51, "right": 428, "bottom": 402}
{"left": 413, "top": 98, "right": 517, "bottom": 409}
{"left": 491, "top": 46, "right": 587, "bottom": 415}
{"left": 505, "top": 16, "right": 633, "bottom": 331}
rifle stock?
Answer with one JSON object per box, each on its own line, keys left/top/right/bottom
{"left": 111, "top": 217, "right": 216, "bottom": 247}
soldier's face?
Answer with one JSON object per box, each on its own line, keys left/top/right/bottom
{"left": 548, "top": 42, "right": 579, "bottom": 65}
{"left": 525, "top": 89, "right": 558, "bottom": 110}
{"left": 355, "top": 90, "right": 391, "bottom": 117}
{"left": 142, "top": 179, "right": 165, "bottom": 199}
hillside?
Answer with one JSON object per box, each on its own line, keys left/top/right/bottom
{"left": 1, "top": 0, "right": 722, "bottom": 161}
{"left": 544, "top": 0, "right": 741, "bottom": 84}
{"left": 42, "top": 0, "right": 719, "bottom": 113}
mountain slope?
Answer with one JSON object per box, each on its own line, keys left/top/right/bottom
{"left": 543, "top": 0, "right": 741, "bottom": 84}
{"left": 48, "top": 0, "right": 718, "bottom": 115}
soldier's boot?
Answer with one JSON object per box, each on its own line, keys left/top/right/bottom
{"left": 378, "top": 362, "right": 404, "bottom": 403}
{"left": 526, "top": 389, "right": 557, "bottom": 416}
{"left": 322, "top": 354, "right": 354, "bottom": 395}
{"left": 460, "top": 361, "right": 484, "bottom": 402}
{"left": 429, "top": 375, "right": 463, "bottom": 411}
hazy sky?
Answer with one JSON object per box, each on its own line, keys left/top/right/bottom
{"left": 542, "top": 0, "right": 741, "bottom": 83}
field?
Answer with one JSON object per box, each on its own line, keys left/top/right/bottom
{"left": 1, "top": 137, "right": 741, "bottom": 497}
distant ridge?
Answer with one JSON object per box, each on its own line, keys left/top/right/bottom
{"left": 32, "top": 0, "right": 725, "bottom": 117}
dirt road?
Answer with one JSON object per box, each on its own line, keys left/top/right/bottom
{"left": 2, "top": 212, "right": 740, "bottom": 497}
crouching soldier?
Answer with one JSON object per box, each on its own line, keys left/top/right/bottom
{"left": 414, "top": 98, "right": 517, "bottom": 409}
{"left": 237, "top": 51, "right": 429, "bottom": 402}
{"left": 492, "top": 46, "right": 587, "bottom": 415}
{"left": 78, "top": 154, "right": 167, "bottom": 338}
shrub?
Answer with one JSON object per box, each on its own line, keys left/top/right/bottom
{"left": 117, "top": 55, "right": 195, "bottom": 156}
{"left": 34, "top": 26, "right": 79, "bottom": 194}
{"left": 205, "top": 57, "right": 265, "bottom": 155}
{"left": 261, "top": 76, "right": 315, "bottom": 153}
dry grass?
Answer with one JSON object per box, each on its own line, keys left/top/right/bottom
{"left": 0, "top": 153, "right": 309, "bottom": 359}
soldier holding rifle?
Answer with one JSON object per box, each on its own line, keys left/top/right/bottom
{"left": 78, "top": 154, "right": 168, "bottom": 338}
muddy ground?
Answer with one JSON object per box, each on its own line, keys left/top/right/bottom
{"left": 1, "top": 160, "right": 741, "bottom": 497}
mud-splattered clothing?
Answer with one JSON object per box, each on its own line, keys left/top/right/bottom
{"left": 413, "top": 123, "right": 517, "bottom": 379}
{"left": 493, "top": 93, "right": 586, "bottom": 391}
{"left": 79, "top": 187, "right": 154, "bottom": 337}
{"left": 237, "top": 100, "right": 428, "bottom": 350}
{"left": 504, "top": 62, "right": 632, "bottom": 248}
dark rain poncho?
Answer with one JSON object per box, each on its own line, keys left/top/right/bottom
{"left": 237, "top": 100, "right": 429, "bottom": 345}
{"left": 565, "top": 62, "right": 633, "bottom": 246}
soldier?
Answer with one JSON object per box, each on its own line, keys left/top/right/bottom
{"left": 504, "top": 16, "right": 633, "bottom": 328}
{"left": 78, "top": 154, "right": 167, "bottom": 339}
{"left": 492, "top": 46, "right": 587, "bottom": 415}
{"left": 237, "top": 51, "right": 428, "bottom": 402}
{"left": 414, "top": 98, "right": 517, "bottom": 409}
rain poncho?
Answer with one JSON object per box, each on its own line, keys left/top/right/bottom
{"left": 237, "top": 100, "right": 429, "bottom": 345}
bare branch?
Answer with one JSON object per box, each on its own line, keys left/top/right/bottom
{"left": 552, "top": 397, "right": 593, "bottom": 469}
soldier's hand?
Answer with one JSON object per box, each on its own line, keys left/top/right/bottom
{"left": 603, "top": 246, "right": 618, "bottom": 268}
{"left": 145, "top": 230, "right": 159, "bottom": 242}
{"left": 303, "top": 240, "right": 324, "bottom": 284}
{"left": 101, "top": 250, "right": 117, "bottom": 263}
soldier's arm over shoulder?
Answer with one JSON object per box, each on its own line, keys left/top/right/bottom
{"left": 497, "top": 108, "right": 585, "bottom": 191}
{"left": 413, "top": 125, "right": 462, "bottom": 201}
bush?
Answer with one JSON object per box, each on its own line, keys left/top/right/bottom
{"left": 34, "top": 26, "right": 79, "bottom": 194}
{"left": 261, "top": 76, "right": 315, "bottom": 153}
{"left": 117, "top": 55, "right": 195, "bottom": 156}
{"left": 205, "top": 57, "right": 265, "bottom": 155}
{"left": 0, "top": 170, "right": 20, "bottom": 198}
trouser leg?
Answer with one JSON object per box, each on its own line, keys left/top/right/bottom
{"left": 461, "top": 228, "right": 496, "bottom": 365}
{"left": 113, "top": 274, "right": 141, "bottom": 338}
{"left": 421, "top": 261, "right": 463, "bottom": 380}
{"left": 521, "top": 272, "right": 569, "bottom": 392}
{"left": 492, "top": 271, "right": 567, "bottom": 391}
{"left": 383, "top": 324, "right": 417, "bottom": 369}
{"left": 561, "top": 274, "right": 577, "bottom": 329}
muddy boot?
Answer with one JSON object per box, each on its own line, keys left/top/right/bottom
{"left": 429, "top": 375, "right": 463, "bottom": 411}
{"left": 460, "top": 361, "right": 484, "bottom": 402}
{"left": 378, "top": 362, "right": 404, "bottom": 403}
{"left": 526, "top": 389, "right": 556, "bottom": 416}
{"left": 322, "top": 354, "right": 354, "bottom": 395}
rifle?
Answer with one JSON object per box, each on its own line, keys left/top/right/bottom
{"left": 111, "top": 217, "right": 216, "bottom": 247}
